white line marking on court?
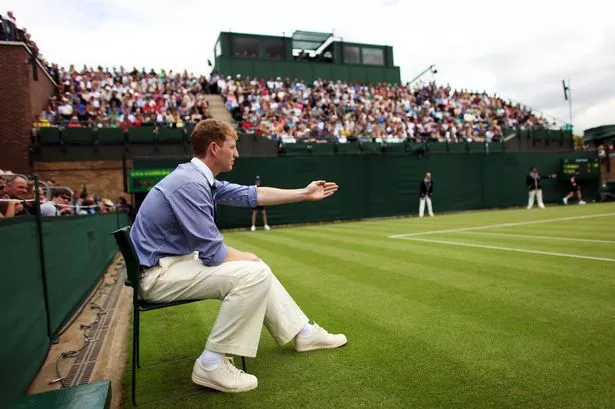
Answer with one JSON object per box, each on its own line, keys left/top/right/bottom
{"left": 457, "top": 231, "right": 615, "bottom": 244}
{"left": 397, "top": 237, "right": 615, "bottom": 263}
{"left": 388, "top": 213, "right": 615, "bottom": 239}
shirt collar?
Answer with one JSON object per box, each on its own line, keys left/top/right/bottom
{"left": 190, "top": 157, "right": 215, "bottom": 186}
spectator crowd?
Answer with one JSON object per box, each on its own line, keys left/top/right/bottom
{"left": 0, "top": 169, "right": 132, "bottom": 219}
{"left": 221, "top": 77, "right": 552, "bottom": 144}
{"left": 34, "top": 66, "right": 219, "bottom": 131}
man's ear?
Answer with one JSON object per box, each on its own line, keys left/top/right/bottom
{"left": 207, "top": 141, "right": 217, "bottom": 156}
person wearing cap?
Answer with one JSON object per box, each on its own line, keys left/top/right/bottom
{"left": 130, "top": 119, "right": 347, "bottom": 394}
{"left": 250, "top": 176, "right": 270, "bottom": 231}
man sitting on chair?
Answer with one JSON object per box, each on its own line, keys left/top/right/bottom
{"left": 130, "top": 119, "right": 347, "bottom": 394}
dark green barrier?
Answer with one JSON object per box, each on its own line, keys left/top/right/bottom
{"left": 0, "top": 212, "right": 128, "bottom": 408}
{"left": 213, "top": 152, "right": 599, "bottom": 228}
{"left": 0, "top": 219, "right": 50, "bottom": 408}
{"left": 43, "top": 213, "right": 128, "bottom": 335}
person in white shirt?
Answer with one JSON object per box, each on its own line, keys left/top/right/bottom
{"left": 40, "top": 188, "right": 72, "bottom": 216}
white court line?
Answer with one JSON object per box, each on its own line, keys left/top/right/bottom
{"left": 398, "top": 237, "right": 615, "bottom": 263}
{"left": 388, "top": 213, "right": 615, "bottom": 239}
{"left": 458, "top": 231, "right": 615, "bottom": 244}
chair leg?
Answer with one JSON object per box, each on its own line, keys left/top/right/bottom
{"left": 136, "top": 309, "right": 141, "bottom": 368}
{"left": 241, "top": 356, "right": 247, "bottom": 372}
{"left": 132, "top": 308, "right": 138, "bottom": 406}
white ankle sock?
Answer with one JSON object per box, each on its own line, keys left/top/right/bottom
{"left": 297, "top": 323, "right": 315, "bottom": 338}
{"left": 199, "top": 349, "right": 224, "bottom": 371}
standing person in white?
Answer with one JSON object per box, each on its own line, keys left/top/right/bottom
{"left": 419, "top": 172, "right": 434, "bottom": 217}
{"left": 130, "top": 119, "right": 347, "bottom": 394}
{"left": 526, "top": 165, "right": 556, "bottom": 209}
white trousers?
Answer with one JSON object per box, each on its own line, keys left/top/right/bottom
{"left": 419, "top": 197, "right": 434, "bottom": 217}
{"left": 527, "top": 189, "right": 545, "bottom": 209}
{"left": 139, "top": 253, "right": 309, "bottom": 358}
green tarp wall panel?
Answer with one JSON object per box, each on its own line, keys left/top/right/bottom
{"left": 0, "top": 220, "right": 50, "bottom": 409}
{"left": 0, "top": 213, "right": 128, "bottom": 408}
{"left": 210, "top": 152, "right": 599, "bottom": 229}
{"left": 42, "top": 214, "right": 126, "bottom": 334}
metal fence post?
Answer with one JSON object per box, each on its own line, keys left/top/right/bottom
{"left": 33, "top": 176, "right": 55, "bottom": 342}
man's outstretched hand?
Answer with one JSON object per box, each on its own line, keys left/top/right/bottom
{"left": 304, "top": 180, "right": 339, "bottom": 201}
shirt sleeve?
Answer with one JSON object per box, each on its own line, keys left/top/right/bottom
{"left": 40, "top": 202, "right": 57, "bottom": 216}
{"left": 169, "top": 182, "right": 228, "bottom": 266}
{"left": 214, "top": 180, "right": 258, "bottom": 208}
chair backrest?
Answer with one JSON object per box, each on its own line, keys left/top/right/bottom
{"left": 112, "top": 226, "right": 140, "bottom": 288}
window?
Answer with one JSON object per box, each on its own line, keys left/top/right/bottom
{"left": 233, "top": 37, "right": 260, "bottom": 58}
{"left": 264, "top": 39, "right": 284, "bottom": 59}
{"left": 343, "top": 45, "right": 361, "bottom": 64}
{"left": 362, "top": 48, "right": 384, "bottom": 65}
{"left": 215, "top": 40, "right": 221, "bottom": 57}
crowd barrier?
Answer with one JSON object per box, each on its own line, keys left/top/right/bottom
{"left": 0, "top": 211, "right": 128, "bottom": 408}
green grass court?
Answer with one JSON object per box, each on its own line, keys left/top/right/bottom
{"left": 126, "top": 203, "right": 615, "bottom": 409}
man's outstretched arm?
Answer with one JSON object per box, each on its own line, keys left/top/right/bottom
{"left": 256, "top": 180, "right": 338, "bottom": 206}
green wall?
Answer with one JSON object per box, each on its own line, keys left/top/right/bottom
{"left": 0, "top": 213, "right": 128, "bottom": 408}
{"left": 210, "top": 152, "right": 599, "bottom": 229}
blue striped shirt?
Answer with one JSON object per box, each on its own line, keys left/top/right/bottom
{"left": 130, "top": 158, "right": 258, "bottom": 267}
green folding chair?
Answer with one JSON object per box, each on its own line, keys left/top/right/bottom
{"left": 112, "top": 226, "right": 247, "bottom": 406}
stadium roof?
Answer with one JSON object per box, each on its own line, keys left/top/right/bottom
{"left": 291, "top": 30, "right": 333, "bottom": 51}
{"left": 584, "top": 124, "right": 615, "bottom": 142}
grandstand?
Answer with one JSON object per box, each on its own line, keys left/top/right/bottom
{"left": 1, "top": 19, "right": 614, "bottom": 409}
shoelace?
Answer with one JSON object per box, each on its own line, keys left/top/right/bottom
{"left": 221, "top": 357, "right": 246, "bottom": 377}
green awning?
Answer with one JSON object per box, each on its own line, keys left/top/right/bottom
{"left": 584, "top": 125, "right": 615, "bottom": 142}
{"left": 292, "top": 30, "right": 332, "bottom": 51}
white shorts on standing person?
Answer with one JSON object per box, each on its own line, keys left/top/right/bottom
{"left": 419, "top": 172, "right": 434, "bottom": 217}
{"left": 130, "top": 119, "right": 347, "bottom": 394}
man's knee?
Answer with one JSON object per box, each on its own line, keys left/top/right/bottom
{"left": 242, "top": 261, "right": 273, "bottom": 286}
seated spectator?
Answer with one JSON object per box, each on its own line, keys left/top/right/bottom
{"left": 78, "top": 196, "right": 97, "bottom": 215}
{"left": 67, "top": 116, "right": 81, "bottom": 128}
{"left": 0, "top": 175, "right": 33, "bottom": 217}
{"left": 98, "top": 198, "right": 115, "bottom": 214}
{"left": 40, "top": 187, "right": 73, "bottom": 216}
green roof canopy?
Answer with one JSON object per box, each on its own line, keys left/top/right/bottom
{"left": 584, "top": 125, "right": 615, "bottom": 142}
{"left": 292, "top": 30, "right": 333, "bottom": 51}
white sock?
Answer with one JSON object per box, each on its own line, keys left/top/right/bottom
{"left": 297, "top": 323, "right": 315, "bottom": 338}
{"left": 198, "top": 349, "right": 224, "bottom": 371}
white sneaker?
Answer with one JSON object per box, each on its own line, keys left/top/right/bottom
{"left": 192, "top": 358, "right": 257, "bottom": 393}
{"left": 294, "top": 323, "right": 347, "bottom": 352}
{"left": 250, "top": 225, "right": 256, "bottom": 232}
{"left": 264, "top": 224, "right": 271, "bottom": 230}
{"left": 562, "top": 197, "right": 568, "bottom": 205}
{"left": 579, "top": 200, "right": 586, "bottom": 205}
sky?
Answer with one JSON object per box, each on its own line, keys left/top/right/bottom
{"left": 4, "top": 0, "right": 614, "bottom": 132}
